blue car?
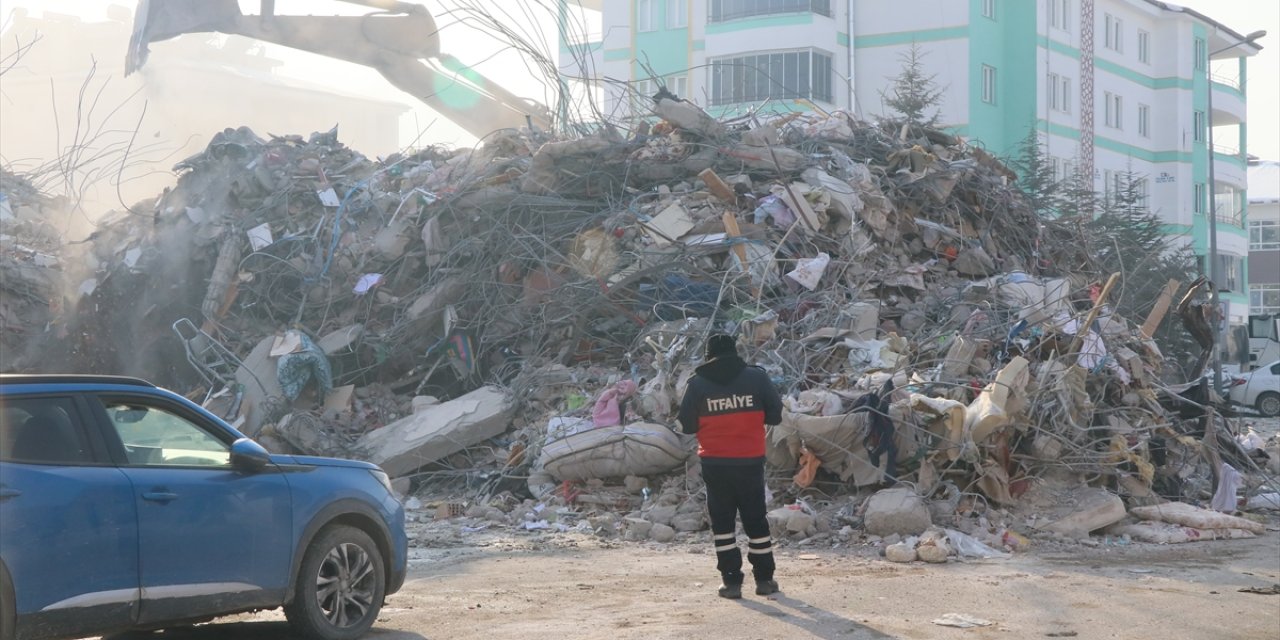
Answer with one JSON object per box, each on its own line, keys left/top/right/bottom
{"left": 0, "top": 375, "right": 407, "bottom": 640}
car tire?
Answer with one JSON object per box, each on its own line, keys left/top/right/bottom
{"left": 1258, "top": 391, "right": 1280, "bottom": 418}
{"left": 1, "top": 564, "right": 15, "bottom": 640}
{"left": 284, "top": 525, "right": 385, "bottom": 640}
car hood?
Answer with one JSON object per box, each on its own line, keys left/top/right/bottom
{"left": 269, "top": 453, "right": 381, "bottom": 471}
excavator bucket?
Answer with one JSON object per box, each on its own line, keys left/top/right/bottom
{"left": 126, "top": 0, "right": 242, "bottom": 74}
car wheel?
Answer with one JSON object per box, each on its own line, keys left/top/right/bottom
{"left": 1, "top": 565, "right": 15, "bottom": 640}
{"left": 1258, "top": 392, "right": 1280, "bottom": 418}
{"left": 284, "top": 525, "right": 385, "bottom": 640}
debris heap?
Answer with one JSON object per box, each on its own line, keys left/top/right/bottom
{"left": 17, "top": 101, "right": 1279, "bottom": 552}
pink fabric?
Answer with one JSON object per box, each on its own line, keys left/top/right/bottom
{"left": 592, "top": 380, "right": 638, "bottom": 427}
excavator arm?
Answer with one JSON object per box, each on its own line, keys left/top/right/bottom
{"left": 126, "top": 0, "right": 552, "bottom": 137}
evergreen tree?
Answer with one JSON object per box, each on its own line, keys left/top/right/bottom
{"left": 881, "top": 43, "right": 944, "bottom": 127}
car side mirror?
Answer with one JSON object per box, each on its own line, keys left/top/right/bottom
{"left": 230, "top": 438, "right": 271, "bottom": 472}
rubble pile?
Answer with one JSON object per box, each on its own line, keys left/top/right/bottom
{"left": 0, "top": 169, "right": 64, "bottom": 365}
{"left": 15, "top": 100, "right": 1279, "bottom": 553}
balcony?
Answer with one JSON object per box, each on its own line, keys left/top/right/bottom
{"left": 1210, "top": 78, "right": 1246, "bottom": 126}
{"left": 709, "top": 0, "right": 832, "bottom": 23}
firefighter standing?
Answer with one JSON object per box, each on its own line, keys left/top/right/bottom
{"left": 677, "top": 334, "right": 784, "bottom": 599}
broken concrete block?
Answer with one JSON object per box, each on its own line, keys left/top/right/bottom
{"left": 885, "top": 542, "right": 917, "bottom": 563}
{"left": 649, "top": 522, "right": 677, "bottom": 543}
{"left": 1130, "top": 502, "right": 1265, "bottom": 535}
{"left": 411, "top": 395, "right": 440, "bottom": 413}
{"left": 671, "top": 513, "right": 706, "bottom": 532}
{"left": 317, "top": 323, "right": 364, "bottom": 355}
{"left": 358, "top": 386, "right": 515, "bottom": 477}
{"left": 953, "top": 246, "right": 995, "bottom": 276}
{"left": 625, "top": 517, "right": 653, "bottom": 541}
{"left": 645, "top": 505, "right": 677, "bottom": 526}
{"left": 653, "top": 98, "right": 725, "bottom": 138}
{"left": 864, "top": 487, "right": 932, "bottom": 536}
{"left": 1038, "top": 489, "right": 1126, "bottom": 538}
{"left": 624, "top": 475, "right": 649, "bottom": 495}
{"left": 786, "top": 512, "right": 815, "bottom": 534}
{"left": 915, "top": 528, "right": 952, "bottom": 563}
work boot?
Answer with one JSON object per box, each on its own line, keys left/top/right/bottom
{"left": 718, "top": 582, "right": 743, "bottom": 599}
{"left": 755, "top": 579, "right": 779, "bottom": 596}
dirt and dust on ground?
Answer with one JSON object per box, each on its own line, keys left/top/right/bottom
{"left": 90, "top": 527, "right": 1280, "bottom": 640}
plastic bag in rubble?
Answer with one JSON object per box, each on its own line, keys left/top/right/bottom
{"left": 944, "top": 528, "right": 1011, "bottom": 559}
{"left": 1210, "top": 462, "right": 1243, "bottom": 512}
{"left": 752, "top": 195, "right": 795, "bottom": 227}
{"left": 786, "top": 253, "right": 830, "bottom": 291}
{"left": 276, "top": 332, "right": 333, "bottom": 401}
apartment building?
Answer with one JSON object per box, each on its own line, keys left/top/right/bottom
{"left": 558, "top": 0, "right": 1263, "bottom": 323}
{"left": 1248, "top": 159, "right": 1279, "bottom": 315}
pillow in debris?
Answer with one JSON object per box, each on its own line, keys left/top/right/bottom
{"left": 540, "top": 422, "right": 687, "bottom": 481}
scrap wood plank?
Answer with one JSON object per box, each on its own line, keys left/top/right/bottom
{"left": 1140, "top": 279, "right": 1180, "bottom": 339}
{"left": 1068, "top": 272, "right": 1120, "bottom": 355}
{"left": 721, "top": 211, "right": 760, "bottom": 297}
{"left": 698, "top": 168, "right": 738, "bottom": 205}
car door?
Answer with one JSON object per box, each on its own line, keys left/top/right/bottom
{"left": 0, "top": 393, "right": 139, "bottom": 639}
{"left": 89, "top": 394, "right": 293, "bottom": 624}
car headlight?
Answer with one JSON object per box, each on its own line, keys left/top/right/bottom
{"left": 368, "top": 468, "right": 394, "bottom": 495}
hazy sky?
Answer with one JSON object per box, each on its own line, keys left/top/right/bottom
{"left": 3, "top": 0, "right": 1278, "bottom": 158}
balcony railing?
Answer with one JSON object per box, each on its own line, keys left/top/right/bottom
{"left": 709, "top": 0, "right": 832, "bottom": 23}
{"left": 1210, "top": 72, "right": 1241, "bottom": 90}
{"left": 1213, "top": 142, "right": 1240, "bottom": 156}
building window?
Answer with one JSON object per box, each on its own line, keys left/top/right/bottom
{"left": 1194, "top": 109, "right": 1205, "bottom": 142}
{"left": 1252, "top": 284, "right": 1280, "bottom": 315}
{"left": 1214, "top": 185, "right": 1243, "bottom": 225}
{"left": 1134, "top": 177, "right": 1149, "bottom": 206}
{"left": 667, "top": 0, "right": 688, "bottom": 28}
{"left": 668, "top": 74, "right": 688, "bottom": 99}
{"left": 1194, "top": 37, "right": 1206, "bottom": 71}
{"left": 1048, "top": 73, "right": 1072, "bottom": 113}
{"left": 709, "top": 0, "right": 832, "bottom": 23}
{"left": 1194, "top": 182, "right": 1207, "bottom": 214}
{"left": 709, "top": 49, "right": 833, "bottom": 106}
{"left": 1137, "top": 30, "right": 1150, "bottom": 64}
{"left": 632, "top": 77, "right": 655, "bottom": 114}
{"left": 1138, "top": 103, "right": 1150, "bottom": 137}
{"left": 1104, "top": 91, "right": 1122, "bottom": 129}
{"left": 1251, "top": 220, "right": 1280, "bottom": 250}
{"left": 982, "top": 65, "right": 996, "bottom": 104}
{"left": 1218, "top": 254, "right": 1242, "bottom": 293}
{"left": 982, "top": 0, "right": 996, "bottom": 19}
{"left": 638, "top": 0, "right": 658, "bottom": 31}
{"left": 1104, "top": 14, "right": 1123, "bottom": 53}
{"left": 1050, "top": 0, "right": 1070, "bottom": 31}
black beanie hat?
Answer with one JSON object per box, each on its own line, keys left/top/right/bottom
{"left": 706, "top": 334, "right": 738, "bottom": 359}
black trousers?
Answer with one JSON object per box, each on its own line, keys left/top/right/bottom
{"left": 702, "top": 461, "right": 775, "bottom": 584}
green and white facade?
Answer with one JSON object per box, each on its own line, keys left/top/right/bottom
{"left": 559, "top": 0, "right": 1262, "bottom": 323}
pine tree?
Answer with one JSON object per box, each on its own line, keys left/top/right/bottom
{"left": 881, "top": 43, "right": 944, "bottom": 127}
{"left": 1011, "top": 130, "right": 1064, "bottom": 216}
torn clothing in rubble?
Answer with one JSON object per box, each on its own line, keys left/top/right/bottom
{"left": 277, "top": 332, "right": 334, "bottom": 401}
{"left": 852, "top": 378, "right": 897, "bottom": 482}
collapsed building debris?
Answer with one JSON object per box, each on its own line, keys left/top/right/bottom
{"left": 8, "top": 100, "right": 1279, "bottom": 556}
